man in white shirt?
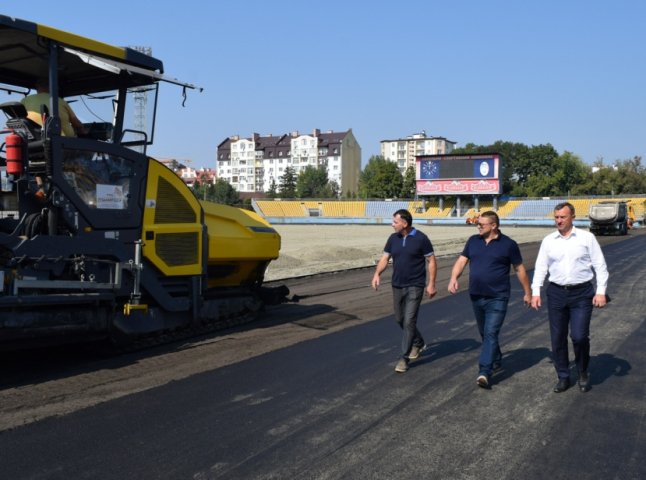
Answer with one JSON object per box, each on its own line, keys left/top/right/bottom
{"left": 531, "top": 202, "right": 609, "bottom": 393}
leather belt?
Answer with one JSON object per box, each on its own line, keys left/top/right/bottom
{"left": 549, "top": 281, "right": 592, "bottom": 290}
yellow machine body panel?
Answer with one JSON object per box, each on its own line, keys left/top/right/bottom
{"left": 201, "top": 201, "right": 281, "bottom": 288}
{"left": 36, "top": 24, "right": 130, "bottom": 61}
{"left": 142, "top": 161, "right": 204, "bottom": 276}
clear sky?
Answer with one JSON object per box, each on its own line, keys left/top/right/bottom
{"left": 4, "top": 1, "right": 645, "bottom": 169}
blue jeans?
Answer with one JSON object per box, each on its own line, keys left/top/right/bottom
{"left": 392, "top": 286, "right": 425, "bottom": 359}
{"left": 546, "top": 282, "right": 594, "bottom": 379}
{"left": 470, "top": 295, "right": 509, "bottom": 377}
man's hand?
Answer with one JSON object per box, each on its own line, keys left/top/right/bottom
{"left": 523, "top": 293, "right": 532, "bottom": 307}
{"left": 592, "top": 294, "right": 607, "bottom": 308}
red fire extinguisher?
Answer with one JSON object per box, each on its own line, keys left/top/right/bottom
{"left": 6, "top": 132, "right": 23, "bottom": 175}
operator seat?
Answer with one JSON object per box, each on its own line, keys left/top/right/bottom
{"left": 0, "top": 101, "right": 48, "bottom": 177}
{"left": 0, "top": 101, "right": 43, "bottom": 140}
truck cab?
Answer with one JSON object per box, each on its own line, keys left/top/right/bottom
{"left": 588, "top": 201, "right": 630, "bottom": 236}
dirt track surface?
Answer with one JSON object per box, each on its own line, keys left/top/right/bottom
{"left": 266, "top": 224, "right": 555, "bottom": 280}
{"left": 0, "top": 227, "right": 640, "bottom": 433}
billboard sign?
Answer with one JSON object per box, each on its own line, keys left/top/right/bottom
{"left": 416, "top": 153, "right": 501, "bottom": 195}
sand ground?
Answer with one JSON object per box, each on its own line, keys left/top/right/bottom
{"left": 265, "top": 224, "right": 555, "bottom": 281}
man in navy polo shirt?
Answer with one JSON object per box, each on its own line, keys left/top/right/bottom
{"left": 372, "top": 209, "right": 437, "bottom": 373}
{"left": 448, "top": 211, "right": 531, "bottom": 388}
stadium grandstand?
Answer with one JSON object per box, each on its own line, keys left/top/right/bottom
{"left": 253, "top": 196, "right": 646, "bottom": 225}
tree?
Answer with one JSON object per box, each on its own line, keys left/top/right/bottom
{"left": 266, "top": 178, "right": 278, "bottom": 199}
{"left": 522, "top": 151, "right": 589, "bottom": 197}
{"left": 191, "top": 180, "right": 209, "bottom": 201}
{"left": 328, "top": 180, "right": 340, "bottom": 198}
{"left": 211, "top": 178, "right": 240, "bottom": 205}
{"left": 558, "top": 151, "right": 590, "bottom": 196}
{"left": 614, "top": 156, "right": 646, "bottom": 194}
{"left": 359, "top": 155, "right": 403, "bottom": 198}
{"left": 278, "top": 166, "right": 297, "bottom": 198}
{"left": 400, "top": 166, "right": 417, "bottom": 199}
{"left": 579, "top": 156, "right": 646, "bottom": 195}
{"left": 296, "top": 165, "right": 330, "bottom": 198}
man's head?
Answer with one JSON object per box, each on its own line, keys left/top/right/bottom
{"left": 34, "top": 79, "right": 49, "bottom": 93}
{"left": 553, "top": 202, "right": 575, "bottom": 235}
{"left": 476, "top": 211, "right": 499, "bottom": 237}
{"left": 392, "top": 209, "right": 413, "bottom": 234}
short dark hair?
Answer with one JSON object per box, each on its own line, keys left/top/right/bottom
{"left": 480, "top": 210, "right": 499, "bottom": 227}
{"left": 394, "top": 209, "right": 413, "bottom": 226}
{"left": 554, "top": 202, "right": 575, "bottom": 216}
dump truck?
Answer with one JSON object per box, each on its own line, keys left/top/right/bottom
{"left": 0, "top": 15, "right": 286, "bottom": 349}
{"left": 588, "top": 201, "right": 633, "bottom": 236}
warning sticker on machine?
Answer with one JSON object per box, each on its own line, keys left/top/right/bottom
{"left": 96, "top": 184, "right": 126, "bottom": 209}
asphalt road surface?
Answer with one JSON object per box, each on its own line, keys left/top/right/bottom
{"left": 1, "top": 231, "right": 645, "bottom": 479}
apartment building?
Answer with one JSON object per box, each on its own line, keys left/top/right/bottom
{"left": 217, "top": 129, "right": 361, "bottom": 195}
{"left": 176, "top": 167, "right": 216, "bottom": 187}
{"left": 380, "top": 131, "right": 456, "bottom": 174}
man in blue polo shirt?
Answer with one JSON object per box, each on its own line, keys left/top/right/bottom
{"left": 372, "top": 209, "right": 437, "bottom": 373}
{"left": 448, "top": 211, "right": 531, "bottom": 388}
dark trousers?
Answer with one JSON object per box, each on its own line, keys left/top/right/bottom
{"left": 546, "top": 282, "right": 595, "bottom": 379}
{"left": 392, "top": 286, "right": 425, "bottom": 359}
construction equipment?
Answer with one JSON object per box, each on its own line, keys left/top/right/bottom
{"left": 0, "top": 15, "right": 285, "bottom": 349}
{"left": 588, "top": 201, "right": 634, "bottom": 236}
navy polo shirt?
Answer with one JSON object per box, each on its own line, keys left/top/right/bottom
{"left": 384, "top": 228, "right": 434, "bottom": 288}
{"left": 461, "top": 232, "right": 523, "bottom": 298}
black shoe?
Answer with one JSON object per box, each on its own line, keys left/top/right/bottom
{"left": 553, "top": 378, "right": 570, "bottom": 393}
{"left": 578, "top": 372, "right": 591, "bottom": 392}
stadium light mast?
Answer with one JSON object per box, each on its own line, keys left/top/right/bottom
{"left": 130, "top": 46, "right": 152, "bottom": 154}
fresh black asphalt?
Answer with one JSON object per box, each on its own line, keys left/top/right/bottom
{"left": 1, "top": 234, "right": 644, "bottom": 479}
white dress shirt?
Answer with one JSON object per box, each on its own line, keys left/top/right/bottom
{"left": 531, "top": 226, "right": 608, "bottom": 296}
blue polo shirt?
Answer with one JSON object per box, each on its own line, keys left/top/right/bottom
{"left": 461, "top": 232, "right": 523, "bottom": 298}
{"left": 384, "top": 228, "right": 434, "bottom": 288}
